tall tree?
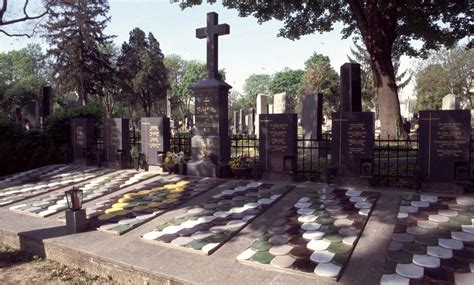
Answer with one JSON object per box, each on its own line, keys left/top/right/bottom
{"left": 175, "top": 0, "right": 471, "bottom": 137}
{"left": 44, "top": 0, "right": 114, "bottom": 106}
{"left": 242, "top": 74, "right": 272, "bottom": 108}
{"left": 302, "top": 52, "right": 340, "bottom": 117}
{"left": 0, "top": 0, "right": 51, "bottom": 37}
{"left": 117, "top": 28, "right": 169, "bottom": 117}
{"left": 348, "top": 41, "right": 412, "bottom": 116}
{"left": 268, "top": 68, "right": 304, "bottom": 113}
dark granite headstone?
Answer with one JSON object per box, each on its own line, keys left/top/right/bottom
{"left": 248, "top": 108, "right": 255, "bottom": 135}
{"left": 42, "top": 85, "right": 53, "bottom": 118}
{"left": 104, "top": 118, "right": 130, "bottom": 169}
{"left": 15, "top": 107, "right": 22, "bottom": 125}
{"left": 331, "top": 112, "right": 374, "bottom": 178}
{"left": 71, "top": 118, "right": 96, "bottom": 165}
{"left": 302, "top": 93, "right": 323, "bottom": 140}
{"left": 141, "top": 117, "right": 170, "bottom": 165}
{"left": 259, "top": 114, "right": 298, "bottom": 181}
{"left": 340, "top": 63, "right": 362, "bottom": 112}
{"left": 27, "top": 99, "right": 40, "bottom": 128}
{"left": 419, "top": 110, "right": 471, "bottom": 185}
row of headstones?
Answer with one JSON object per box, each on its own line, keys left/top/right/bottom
{"left": 259, "top": 109, "right": 471, "bottom": 189}
{"left": 71, "top": 117, "right": 171, "bottom": 168}
{"left": 15, "top": 86, "right": 53, "bottom": 128}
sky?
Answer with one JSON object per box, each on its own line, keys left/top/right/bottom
{"left": 0, "top": 0, "right": 414, "bottom": 99}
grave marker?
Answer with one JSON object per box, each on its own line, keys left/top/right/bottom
{"left": 104, "top": 118, "right": 130, "bottom": 168}
{"left": 141, "top": 117, "right": 170, "bottom": 165}
{"left": 418, "top": 110, "right": 470, "bottom": 189}
{"left": 255, "top": 94, "right": 268, "bottom": 138}
{"left": 442, "top": 94, "right": 459, "bottom": 110}
{"left": 187, "top": 12, "right": 231, "bottom": 178}
{"left": 273, "top": 92, "right": 288, "bottom": 113}
{"left": 42, "top": 85, "right": 53, "bottom": 118}
{"left": 259, "top": 114, "right": 298, "bottom": 181}
{"left": 302, "top": 93, "right": 323, "bottom": 140}
{"left": 233, "top": 111, "right": 239, "bottom": 134}
{"left": 331, "top": 112, "right": 374, "bottom": 179}
{"left": 248, "top": 108, "right": 255, "bottom": 135}
{"left": 71, "top": 118, "right": 96, "bottom": 165}
{"left": 239, "top": 109, "right": 245, "bottom": 133}
{"left": 340, "top": 63, "right": 362, "bottom": 112}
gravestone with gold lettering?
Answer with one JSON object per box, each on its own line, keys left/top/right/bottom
{"left": 259, "top": 114, "right": 298, "bottom": 181}
{"left": 71, "top": 118, "right": 96, "bottom": 165}
{"left": 140, "top": 117, "right": 170, "bottom": 165}
{"left": 104, "top": 118, "right": 130, "bottom": 168}
{"left": 331, "top": 112, "right": 374, "bottom": 181}
{"left": 187, "top": 12, "right": 231, "bottom": 178}
{"left": 418, "top": 110, "right": 470, "bottom": 192}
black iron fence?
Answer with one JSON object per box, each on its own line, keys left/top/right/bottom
{"left": 230, "top": 134, "right": 259, "bottom": 159}
{"left": 296, "top": 133, "right": 331, "bottom": 182}
{"left": 170, "top": 132, "right": 192, "bottom": 158}
{"left": 372, "top": 135, "right": 418, "bottom": 188}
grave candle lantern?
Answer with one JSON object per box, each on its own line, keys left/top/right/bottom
{"left": 65, "top": 187, "right": 83, "bottom": 211}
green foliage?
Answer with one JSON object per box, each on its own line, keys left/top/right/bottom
{"left": 0, "top": 104, "right": 103, "bottom": 176}
{"left": 414, "top": 44, "right": 473, "bottom": 112}
{"left": 268, "top": 68, "right": 304, "bottom": 113}
{"left": 43, "top": 0, "right": 114, "bottom": 106}
{"left": 302, "top": 52, "right": 339, "bottom": 117}
{"left": 242, "top": 74, "right": 272, "bottom": 108}
{"left": 414, "top": 64, "right": 449, "bottom": 111}
{"left": 117, "top": 28, "right": 169, "bottom": 117}
{"left": 0, "top": 44, "right": 49, "bottom": 115}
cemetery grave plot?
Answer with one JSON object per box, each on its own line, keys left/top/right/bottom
{"left": 141, "top": 182, "right": 294, "bottom": 255}
{"left": 0, "top": 166, "right": 114, "bottom": 207}
{"left": 86, "top": 176, "right": 224, "bottom": 235}
{"left": 0, "top": 164, "right": 66, "bottom": 190}
{"left": 380, "top": 194, "right": 474, "bottom": 285}
{"left": 9, "top": 171, "right": 157, "bottom": 217}
{"left": 236, "top": 187, "right": 379, "bottom": 280}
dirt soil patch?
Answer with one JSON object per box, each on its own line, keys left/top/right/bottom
{"left": 0, "top": 243, "right": 114, "bottom": 284}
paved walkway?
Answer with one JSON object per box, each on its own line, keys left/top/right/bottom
{"left": 0, "top": 175, "right": 406, "bottom": 285}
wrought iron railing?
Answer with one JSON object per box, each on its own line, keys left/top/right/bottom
{"left": 296, "top": 133, "right": 332, "bottom": 182}
{"left": 230, "top": 134, "right": 259, "bottom": 160}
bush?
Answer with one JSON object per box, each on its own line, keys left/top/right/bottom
{"left": 0, "top": 104, "right": 104, "bottom": 176}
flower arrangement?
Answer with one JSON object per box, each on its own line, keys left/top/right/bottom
{"left": 229, "top": 155, "right": 254, "bottom": 169}
{"left": 163, "top": 151, "right": 185, "bottom": 164}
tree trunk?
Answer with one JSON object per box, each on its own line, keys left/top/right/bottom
{"left": 372, "top": 54, "right": 403, "bottom": 138}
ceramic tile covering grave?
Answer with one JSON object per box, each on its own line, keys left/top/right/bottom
{"left": 86, "top": 176, "right": 224, "bottom": 235}
{"left": 0, "top": 164, "right": 66, "bottom": 190}
{"left": 237, "top": 186, "right": 379, "bottom": 281}
{"left": 380, "top": 193, "right": 474, "bottom": 285}
{"left": 141, "top": 181, "right": 294, "bottom": 255}
{"left": 9, "top": 171, "right": 157, "bottom": 217}
{"left": 0, "top": 166, "right": 113, "bottom": 207}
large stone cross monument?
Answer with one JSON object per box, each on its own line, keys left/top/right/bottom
{"left": 187, "top": 12, "right": 232, "bottom": 178}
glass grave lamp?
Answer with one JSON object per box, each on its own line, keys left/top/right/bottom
{"left": 65, "top": 187, "right": 83, "bottom": 211}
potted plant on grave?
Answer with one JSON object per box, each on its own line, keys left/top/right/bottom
{"left": 229, "top": 155, "right": 254, "bottom": 179}
{"left": 131, "top": 145, "right": 140, "bottom": 171}
{"left": 163, "top": 151, "right": 185, "bottom": 173}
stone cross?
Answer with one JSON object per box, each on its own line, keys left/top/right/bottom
{"left": 196, "top": 12, "right": 230, "bottom": 80}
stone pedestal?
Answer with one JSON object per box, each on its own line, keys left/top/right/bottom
{"left": 65, "top": 209, "right": 87, "bottom": 233}
{"left": 187, "top": 79, "right": 231, "bottom": 178}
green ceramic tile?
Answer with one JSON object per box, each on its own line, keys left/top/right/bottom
{"left": 438, "top": 222, "right": 462, "bottom": 231}
{"left": 415, "top": 235, "right": 438, "bottom": 246}
{"left": 402, "top": 242, "right": 427, "bottom": 255}
{"left": 250, "top": 251, "right": 274, "bottom": 264}
{"left": 382, "top": 260, "right": 397, "bottom": 274}
{"left": 187, "top": 240, "right": 207, "bottom": 250}
{"left": 328, "top": 243, "right": 352, "bottom": 254}
{"left": 205, "top": 232, "right": 229, "bottom": 243}
{"left": 387, "top": 250, "right": 413, "bottom": 264}
{"left": 323, "top": 234, "right": 343, "bottom": 243}
{"left": 251, "top": 240, "right": 272, "bottom": 252}
{"left": 332, "top": 253, "right": 350, "bottom": 266}
{"left": 429, "top": 228, "right": 451, "bottom": 239}
{"left": 450, "top": 215, "right": 472, "bottom": 225}
{"left": 257, "top": 233, "right": 273, "bottom": 241}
